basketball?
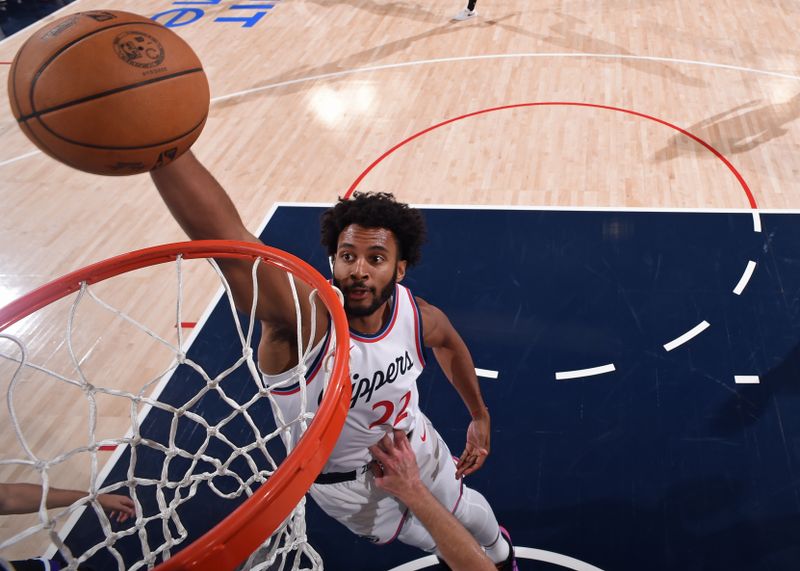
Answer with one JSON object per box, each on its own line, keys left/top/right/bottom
{"left": 7, "top": 10, "right": 210, "bottom": 176}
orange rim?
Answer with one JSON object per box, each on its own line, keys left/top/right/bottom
{"left": 0, "top": 240, "right": 351, "bottom": 570}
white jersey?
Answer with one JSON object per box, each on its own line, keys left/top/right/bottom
{"left": 263, "top": 283, "right": 427, "bottom": 472}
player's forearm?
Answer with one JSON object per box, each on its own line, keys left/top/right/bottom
{"left": 150, "top": 150, "right": 256, "bottom": 242}
{"left": 0, "top": 484, "right": 85, "bottom": 514}
{"left": 401, "top": 484, "right": 494, "bottom": 571}
{"left": 433, "top": 343, "right": 487, "bottom": 419}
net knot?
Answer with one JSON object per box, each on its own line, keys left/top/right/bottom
{"left": 243, "top": 347, "right": 253, "bottom": 359}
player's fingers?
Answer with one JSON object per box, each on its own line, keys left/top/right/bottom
{"left": 371, "top": 432, "right": 393, "bottom": 455}
{"left": 393, "top": 429, "right": 411, "bottom": 452}
{"left": 369, "top": 460, "right": 385, "bottom": 478}
{"left": 368, "top": 442, "right": 390, "bottom": 464}
{"left": 463, "top": 453, "right": 487, "bottom": 476}
{"left": 455, "top": 455, "right": 475, "bottom": 478}
{"left": 368, "top": 443, "right": 386, "bottom": 459}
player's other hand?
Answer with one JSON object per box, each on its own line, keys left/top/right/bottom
{"left": 456, "top": 415, "right": 490, "bottom": 479}
{"left": 97, "top": 493, "right": 136, "bottom": 523}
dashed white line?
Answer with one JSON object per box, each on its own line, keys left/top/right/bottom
{"left": 733, "top": 261, "right": 757, "bottom": 295}
{"left": 475, "top": 368, "right": 499, "bottom": 379}
{"left": 663, "top": 320, "right": 710, "bottom": 352}
{"left": 752, "top": 211, "right": 762, "bottom": 233}
{"left": 555, "top": 363, "right": 616, "bottom": 381}
{"left": 735, "top": 375, "right": 760, "bottom": 384}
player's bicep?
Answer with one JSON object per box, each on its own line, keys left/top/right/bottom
{"left": 220, "top": 250, "right": 323, "bottom": 334}
{"left": 417, "top": 297, "right": 456, "bottom": 349}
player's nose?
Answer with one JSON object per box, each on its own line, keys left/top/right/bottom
{"left": 351, "top": 257, "right": 368, "bottom": 279}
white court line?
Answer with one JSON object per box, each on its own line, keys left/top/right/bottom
{"left": 0, "top": 150, "right": 41, "bottom": 168}
{"left": 5, "top": 49, "right": 800, "bottom": 167}
{"left": 475, "top": 367, "right": 499, "bottom": 379}
{"left": 276, "top": 201, "right": 765, "bottom": 214}
{"left": 555, "top": 363, "right": 616, "bottom": 381}
{"left": 733, "top": 261, "right": 757, "bottom": 295}
{"left": 663, "top": 320, "right": 710, "bottom": 352}
{"left": 735, "top": 375, "right": 760, "bottom": 384}
{"left": 752, "top": 211, "right": 762, "bottom": 233}
{"left": 386, "top": 547, "right": 606, "bottom": 571}
{"left": 212, "top": 52, "right": 800, "bottom": 104}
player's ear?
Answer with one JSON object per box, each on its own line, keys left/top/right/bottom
{"left": 396, "top": 260, "right": 407, "bottom": 283}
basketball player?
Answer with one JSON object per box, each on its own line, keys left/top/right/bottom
{"left": 150, "top": 152, "right": 517, "bottom": 569}
{"left": 453, "top": 0, "right": 478, "bottom": 21}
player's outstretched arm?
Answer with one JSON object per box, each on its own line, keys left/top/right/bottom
{"left": 369, "top": 431, "right": 495, "bottom": 571}
{"left": 0, "top": 483, "right": 135, "bottom": 522}
{"left": 417, "top": 297, "right": 490, "bottom": 478}
{"left": 150, "top": 151, "right": 324, "bottom": 336}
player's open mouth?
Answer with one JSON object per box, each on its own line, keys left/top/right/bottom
{"left": 346, "top": 287, "right": 371, "bottom": 300}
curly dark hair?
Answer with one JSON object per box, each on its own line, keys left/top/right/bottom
{"left": 320, "top": 192, "right": 427, "bottom": 266}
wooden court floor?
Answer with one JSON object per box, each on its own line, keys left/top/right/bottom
{"left": 2, "top": 0, "right": 800, "bottom": 563}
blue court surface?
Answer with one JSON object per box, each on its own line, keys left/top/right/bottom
{"left": 66, "top": 205, "right": 800, "bottom": 570}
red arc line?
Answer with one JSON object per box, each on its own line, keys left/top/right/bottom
{"left": 345, "top": 101, "right": 758, "bottom": 210}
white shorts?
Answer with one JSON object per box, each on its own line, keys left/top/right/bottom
{"left": 309, "top": 412, "right": 462, "bottom": 545}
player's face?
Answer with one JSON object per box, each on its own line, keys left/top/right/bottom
{"left": 332, "top": 224, "right": 407, "bottom": 318}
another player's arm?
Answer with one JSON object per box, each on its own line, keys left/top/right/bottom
{"left": 150, "top": 151, "right": 323, "bottom": 335}
{"left": 369, "top": 431, "right": 495, "bottom": 571}
{"left": 417, "top": 297, "right": 490, "bottom": 478}
{"left": 0, "top": 483, "right": 135, "bottom": 522}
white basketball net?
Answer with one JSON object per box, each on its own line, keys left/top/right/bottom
{"left": 0, "top": 253, "right": 338, "bottom": 571}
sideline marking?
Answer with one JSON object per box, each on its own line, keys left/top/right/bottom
{"left": 733, "top": 261, "right": 757, "bottom": 295}
{"left": 386, "top": 547, "right": 606, "bottom": 571}
{"left": 475, "top": 368, "right": 499, "bottom": 379}
{"left": 556, "top": 363, "right": 616, "bottom": 381}
{"left": 664, "top": 320, "right": 710, "bottom": 352}
{"left": 735, "top": 375, "right": 760, "bottom": 384}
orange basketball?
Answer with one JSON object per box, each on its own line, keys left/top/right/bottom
{"left": 7, "top": 10, "right": 209, "bottom": 176}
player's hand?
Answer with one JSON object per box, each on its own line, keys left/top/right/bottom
{"left": 368, "top": 430, "right": 423, "bottom": 501}
{"left": 456, "top": 416, "right": 490, "bottom": 479}
{"left": 96, "top": 493, "right": 136, "bottom": 523}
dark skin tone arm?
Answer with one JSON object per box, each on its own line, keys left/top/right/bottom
{"left": 150, "top": 151, "right": 327, "bottom": 372}
{"left": 418, "top": 298, "right": 490, "bottom": 478}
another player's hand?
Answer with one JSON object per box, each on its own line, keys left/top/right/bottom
{"left": 456, "top": 415, "right": 490, "bottom": 479}
{"left": 97, "top": 493, "right": 136, "bottom": 523}
{"left": 368, "top": 430, "right": 423, "bottom": 501}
